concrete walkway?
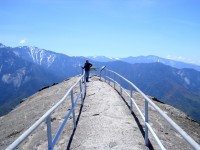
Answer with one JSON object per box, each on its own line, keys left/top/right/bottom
{"left": 70, "top": 76, "right": 149, "bottom": 150}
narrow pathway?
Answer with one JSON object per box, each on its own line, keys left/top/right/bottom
{"left": 70, "top": 76, "right": 149, "bottom": 150}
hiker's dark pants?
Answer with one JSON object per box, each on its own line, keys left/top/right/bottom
{"left": 85, "top": 70, "right": 89, "bottom": 82}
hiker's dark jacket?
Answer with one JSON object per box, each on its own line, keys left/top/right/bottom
{"left": 83, "top": 62, "right": 92, "bottom": 71}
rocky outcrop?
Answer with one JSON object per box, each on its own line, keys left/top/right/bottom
{"left": 0, "top": 76, "right": 199, "bottom": 149}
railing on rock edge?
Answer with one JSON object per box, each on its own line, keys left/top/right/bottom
{"left": 6, "top": 72, "right": 86, "bottom": 150}
{"left": 101, "top": 69, "right": 200, "bottom": 150}
{"left": 6, "top": 67, "right": 200, "bottom": 150}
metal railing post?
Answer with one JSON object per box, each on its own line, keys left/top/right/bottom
{"left": 84, "top": 76, "right": 86, "bottom": 94}
{"left": 130, "top": 90, "right": 133, "bottom": 113}
{"left": 104, "top": 70, "right": 106, "bottom": 82}
{"left": 108, "top": 71, "right": 110, "bottom": 85}
{"left": 80, "top": 80, "right": 83, "bottom": 105}
{"left": 46, "top": 115, "right": 53, "bottom": 150}
{"left": 120, "top": 77, "right": 122, "bottom": 96}
{"left": 81, "top": 67, "right": 83, "bottom": 75}
{"left": 100, "top": 69, "right": 102, "bottom": 80}
{"left": 145, "top": 100, "right": 149, "bottom": 146}
{"left": 81, "top": 67, "right": 84, "bottom": 83}
{"left": 105, "top": 70, "right": 107, "bottom": 83}
{"left": 114, "top": 73, "right": 116, "bottom": 89}
{"left": 71, "top": 90, "right": 76, "bottom": 128}
{"left": 100, "top": 66, "right": 106, "bottom": 80}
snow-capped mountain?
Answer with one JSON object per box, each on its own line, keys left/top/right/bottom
{"left": 4, "top": 45, "right": 87, "bottom": 80}
{"left": 13, "top": 46, "right": 57, "bottom": 67}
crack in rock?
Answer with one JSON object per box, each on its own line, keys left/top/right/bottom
{"left": 92, "top": 113, "right": 100, "bottom": 116}
{"left": 88, "top": 93, "right": 95, "bottom": 97}
{"left": 109, "top": 141, "right": 117, "bottom": 148}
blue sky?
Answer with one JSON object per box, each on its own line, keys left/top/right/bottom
{"left": 0, "top": 0, "right": 200, "bottom": 65}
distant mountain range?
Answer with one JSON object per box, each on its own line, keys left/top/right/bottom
{"left": 1, "top": 43, "right": 200, "bottom": 123}
{"left": 0, "top": 43, "right": 85, "bottom": 116}
{"left": 89, "top": 55, "right": 200, "bottom": 71}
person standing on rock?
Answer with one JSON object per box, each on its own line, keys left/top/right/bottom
{"left": 82, "top": 59, "right": 92, "bottom": 82}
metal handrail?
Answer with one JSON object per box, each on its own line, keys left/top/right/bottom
{"left": 100, "top": 66, "right": 106, "bottom": 80}
{"left": 6, "top": 72, "right": 86, "bottom": 150}
{"left": 103, "top": 69, "right": 200, "bottom": 150}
